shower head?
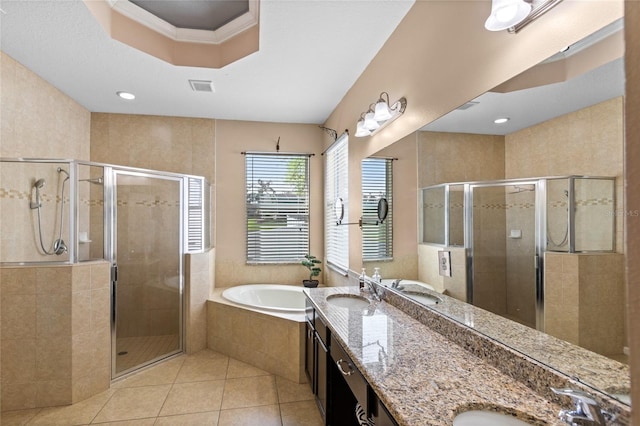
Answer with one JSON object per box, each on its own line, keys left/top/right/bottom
{"left": 34, "top": 178, "right": 45, "bottom": 189}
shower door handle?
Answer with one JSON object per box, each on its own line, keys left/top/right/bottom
{"left": 534, "top": 255, "right": 539, "bottom": 270}
{"left": 111, "top": 264, "right": 118, "bottom": 282}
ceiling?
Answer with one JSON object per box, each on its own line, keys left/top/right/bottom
{"left": 128, "top": 0, "right": 249, "bottom": 31}
{"left": 423, "top": 19, "right": 625, "bottom": 136}
{"left": 0, "top": 0, "right": 414, "bottom": 124}
{"left": 0, "top": 2, "right": 625, "bottom": 131}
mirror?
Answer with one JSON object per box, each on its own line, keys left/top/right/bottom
{"left": 377, "top": 198, "right": 388, "bottom": 223}
{"left": 366, "top": 18, "right": 629, "bottom": 405}
{"left": 334, "top": 197, "right": 345, "bottom": 224}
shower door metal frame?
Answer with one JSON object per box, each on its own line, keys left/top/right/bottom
{"left": 465, "top": 179, "right": 546, "bottom": 331}
{"left": 105, "top": 167, "right": 185, "bottom": 380}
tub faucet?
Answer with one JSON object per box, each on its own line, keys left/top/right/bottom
{"left": 551, "top": 387, "right": 614, "bottom": 426}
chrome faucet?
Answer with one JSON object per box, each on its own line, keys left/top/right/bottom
{"left": 362, "top": 276, "right": 382, "bottom": 302}
{"left": 551, "top": 387, "right": 614, "bottom": 426}
{"left": 390, "top": 278, "right": 404, "bottom": 290}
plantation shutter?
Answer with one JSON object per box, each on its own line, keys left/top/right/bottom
{"left": 245, "top": 153, "right": 310, "bottom": 263}
{"left": 362, "top": 158, "right": 393, "bottom": 261}
{"left": 324, "top": 133, "right": 349, "bottom": 273}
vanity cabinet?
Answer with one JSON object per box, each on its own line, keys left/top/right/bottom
{"left": 305, "top": 295, "right": 397, "bottom": 426}
{"left": 306, "top": 298, "right": 329, "bottom": 421}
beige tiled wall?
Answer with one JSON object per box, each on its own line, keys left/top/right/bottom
{"left": 545, "top": 253, "right": 625, "bottom": 357}
{"left": 90, "top": 113, "right": 215, "bottom": 183}
{"left": 506, "top": 97, "right": 624, "bottom": 253}
{"left": 0, "top": 52, "right": 90, "bottom": 160}
{"left": 0, "top": 262, "right": 110, "bottom": 410}
{"left": 417, "top": 131, "right": 505, "bottom": 187}
{"left": 185, "top": 249, "right": 216, "bottom": 354}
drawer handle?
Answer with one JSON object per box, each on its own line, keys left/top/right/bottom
{"left": 336, "top": 359, "right": 354, "bottom": 376}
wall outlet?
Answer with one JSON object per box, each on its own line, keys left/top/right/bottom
{"left": 438, "top": 250, "right": 451, "bottom": 277}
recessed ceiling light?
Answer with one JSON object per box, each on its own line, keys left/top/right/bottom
{"left": 494, "top": 117, "right": 510, "bottom": 124}
{"left": 117, "top": 91, "right": 136, "bottom": 100}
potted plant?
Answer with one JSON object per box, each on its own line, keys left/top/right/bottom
{"left": 301, "top": 254, "right": 322, "bottom": 287}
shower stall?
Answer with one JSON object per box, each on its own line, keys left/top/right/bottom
{"left": 421, "top": 176, "right": 616, "bottom": 330}
{"left": 0, "top": 158, "right": 211, "bottom": 379}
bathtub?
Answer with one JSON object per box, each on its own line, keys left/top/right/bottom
{"left": 208, "top": 284, "right": 307, "bottom": 383}
{"left": 221, "top": 284, "right": 306, "bottom": 313}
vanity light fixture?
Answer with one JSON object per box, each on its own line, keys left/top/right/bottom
{"left": 116, "top": 91, "right": 136, "bottom": 100}
{"left": 494, "top": 117, "right": 510, "bottom": 124}
{"left": 485, "top": 0, "right": 564, "bottom": 33}
{"left": 355, "top": 92, "right": 407, "bottom": 138}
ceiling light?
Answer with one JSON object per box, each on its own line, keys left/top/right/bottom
{"left": 485, "top": 0, "right": 531, "bottom": 32}
{"left": 373, "top": 93, "right": 393, "bottom": 121}
{"left": 494, "top": 117, "right": 510, "bottom": 124}
{"left": 355, "top": 116, "right": 372, "bottom": 137}
{"left": 485, "top": 0, "right": 564, "bottom": 33}
{"left": 355, "top": 92, "right": 407, "bottom": 138}
{"left": 117, "top": 91, "right": 136, "bottom": 100}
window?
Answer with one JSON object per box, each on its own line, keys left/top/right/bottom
{"left": 362, "top": 158, "right": 393, "bottom": 260}
{"left": 245, "top": 153, "right": 310, "bottom": 263}
{"left": 324, "top": 133, "right": 349, "bottom": 273}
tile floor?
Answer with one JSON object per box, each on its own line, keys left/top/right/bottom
{"left": 2, "top": 349, "right": 324, "bottom": 426}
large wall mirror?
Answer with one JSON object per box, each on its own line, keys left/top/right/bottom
{"left": 367, "top": 18, "right": 629, "bottom": 406}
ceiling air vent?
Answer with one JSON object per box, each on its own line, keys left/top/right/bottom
{"left": 456, "top": 101, "right": 479, "bottom": 111}
{"left": 189, "top": 79, "right": 214, "bottom": 92}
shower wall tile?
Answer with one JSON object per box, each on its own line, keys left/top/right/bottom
{"left": 1, "top": 338, "right": 36, "bottom": 384}
{"left": 2, "top": 383, "right": 37, "bottom": 411}
{"left": 1, "top": 263, "right": 111, "bottom": 410}
{"left": 0, "top": 52, "right": 90, "bottom": 160}
{"left": 2, "top": 294, "right": 36, "bottom": 339}
{"left": 506, "top": 97, "right": 624, "bottom": 253}
{"left": 90, "top": 113, "right": 215, "bottom": 184}
{"left": 417, "top": 131, "right": 505, "bottom": 187}
{"left": 36, "top": 337, "right": 71, "bottom": 381}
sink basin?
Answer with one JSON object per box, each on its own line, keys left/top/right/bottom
{"left": 326, "top": 294, "right": 370, "bottom": 309}
{"left": 453, "top": 410, "right": 533, "bottom": 426}
{"left": 403, "top": 291, "right": 442, "bottom": 305}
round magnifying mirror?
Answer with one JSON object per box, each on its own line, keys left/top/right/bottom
{"left": 377, "top": 198, "right": 388, "bottom": 223}
{"left": 335, "top": 198, "right": 345, "bottom": 224}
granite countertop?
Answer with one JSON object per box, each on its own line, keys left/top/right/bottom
{"left": 304, "top": 286, "right": 564, "bottom": 426}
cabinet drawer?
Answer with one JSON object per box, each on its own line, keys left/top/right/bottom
{"left": 330, "top": 335, "right": 368, "bottom": 414}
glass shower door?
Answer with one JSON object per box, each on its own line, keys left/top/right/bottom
{"left": 111, "top": 170, "right": 183, "bottom": 377}
{"left": 469, "top": 183, "right": 539, "bottom": 329}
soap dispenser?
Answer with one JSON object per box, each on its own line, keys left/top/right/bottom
{"left": 358, "top": 268, "right": 367, "bottom": 290}
{"left": 372, "top": 267, "right": 382, "bottom": 283}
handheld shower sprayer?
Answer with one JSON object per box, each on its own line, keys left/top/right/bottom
{"left": 31, "top": 168, "right": 69, "bottom": 256}
{"left": 30, "top": 178, "right": 46, "bottom": 209}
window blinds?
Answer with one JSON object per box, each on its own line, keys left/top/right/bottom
{"left": 245, "top": 153, "right": 310, "bottom": 263}
{"left": 324, "top": 134, "right": 349, "bottom": 273}
{"left": 362, "top": 158, "right": 393, "bottom": 260}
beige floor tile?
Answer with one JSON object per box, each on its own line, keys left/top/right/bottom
{"left": 220, "top": 376, "right": 277, "bottom": 410}
{"left": 226, "top": 359, "right": 270, "bottom": 379}
{"left": 92, "top": 385, "right": 172, "bottom": 424}
{"left": 91, "top": 419, "right": 156, "bottom": 425}
{"left": 174, "top": 356, "right": 228, "bottom": 383}
{"left": 28, "top": 388, "right": 116, "bottom": 425}
{"left": 0, "top": 408, "right": 41, "bottom": 426}
{"left": 154, "top": 411, "right": 219, "bottom": 425}
{"left": 217, "top": 405, "right": 281, "bottom": 426}
{"left": 275, "top": 376, "right": 314, "bottom": 403}
{"left": 112, "top": 357, "right": 185, "bottom": 389}
{"left": 159, "top": 380, "right": 225, "bottom": 417}
{"left": 280, "top": 400, "right": 324, "bottom": 426}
